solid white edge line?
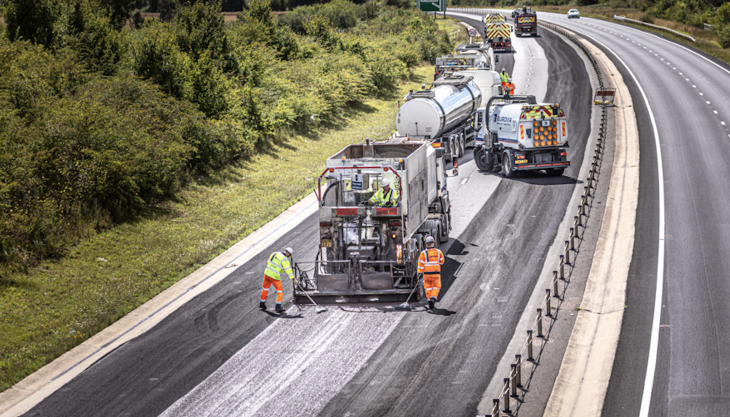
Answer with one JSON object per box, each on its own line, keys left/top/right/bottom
{"left": 566, "top": 29, "right": 665, "bottom": 417}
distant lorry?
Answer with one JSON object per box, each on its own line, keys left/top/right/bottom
{"left": 485, "top": 21, "right": 511, "bottom": 52}
{"left": 434, "top": 43, "right": 498, "bottom": 80}
{"left": 396, "top": 72, "right": 502, "bottom": 161}
{"left": 473, "top": 95, "right": 571, "bottom": 177}
{"left": 514, "top": 8, "right": 538, "bottom": 37}
{"left": 292, "top": 138, "right": 451, "bottom": 304}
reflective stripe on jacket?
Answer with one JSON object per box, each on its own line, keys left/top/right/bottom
{"left": 500, "top": 72, "right": 509, "bottom": 83}
{"left": 417, "top": 247, "right": 445, "bottom": 275}
{"left": 369, "top": 187, "right": 398, "bottom": 206}
{"left": 265, "top": 252, "right": 293, "bottom": 280}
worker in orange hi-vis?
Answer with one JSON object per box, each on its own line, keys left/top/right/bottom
{"left": 260, "top": 247, "right": 294, "bottom": 313}
{"left": 417, "top": 236, "right": 445, "bottom": 309}
{"left": 505, "top": 78, "right": 516, "bottom": 96}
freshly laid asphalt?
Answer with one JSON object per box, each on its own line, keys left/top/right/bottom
{"left": 23, "top": 19, "right": 595, "bottom": 417}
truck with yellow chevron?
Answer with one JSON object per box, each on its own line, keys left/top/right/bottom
{"left": 473, "top": 95, "right": 571, "bottom": 178}
{"left": 484, "top": 19, "right": 511, "bottom": 52}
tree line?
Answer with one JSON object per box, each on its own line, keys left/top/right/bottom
{"left": 0, "top": 0, "right": 452, "bottom": 270}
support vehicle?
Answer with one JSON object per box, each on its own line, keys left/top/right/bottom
{"left": 292, "top": 138, "right": 451, "bottom": 304}
{"left": 514, "top": 8, "right": 538, "bottom": 37}
{"left": 434, "top": 43, "right": 497, "bottom": 79}
{"left": 485, "top": 21, "right": 511, "bottom": 52}
{"left": 473, "top": 95, "right": 571, "bottom": 177}
{"left": 397, "top": 72, "right": 502, "bottom": 161}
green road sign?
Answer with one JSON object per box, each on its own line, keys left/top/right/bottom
{"left": 418, "top": 0, "right": 443, "bottom": 12}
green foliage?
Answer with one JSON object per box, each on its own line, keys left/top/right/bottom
{"left": 99, "top": 0, "right": 139, "bottom": 29}
{"left": 718, "top": 25, "right": 730, "bottom": 48}
{"left": 132, "top": 21, "right": 192, "bottom": 99}
{"left": 717, "top": 2, "right": 730, "bottom": 25}
{"left": 3, "top": 0, "right": 59, "bottom": 46}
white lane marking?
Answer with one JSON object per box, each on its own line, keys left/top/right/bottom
{"left": 673, "top": 67, "right": 676, "bottom": 70}
{"left": 700, "top": 93, "right": 704, "bottom": 96}
{"left": 686, "top": 78, "right": 690, "bottom": 81}
{"left": 707, "top": 101, "right": 711, "bottom": 104}
{"left": 722, "top": 122, "right": 726, "bottom": 125}
{"left": 693, "top": 85, "right": 697, "bottom": 88}
{"left": 560, "top": 30, "right": 666, "bottom": 417}
{"left": 714, "top": 111, "right": 718, "bottom": 114}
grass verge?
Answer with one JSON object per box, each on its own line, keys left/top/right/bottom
{"left": 0, "top": 66, "right": 433, "bottom": 393}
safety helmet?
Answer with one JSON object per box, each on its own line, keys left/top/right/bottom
{"left": 421, "top": 83, "right": 426, "bottom": 88}
{"left": 381, "top": 178, "right": 390, "bottom": 187}
{"left": 284, "top": 247, "right": 293, "bottom": 257}
{"left": 502, "top": 68, "right": 506, "bottom": 72}
{"left": 425, "top": 236, "right": 435, "bottom": 244}
{"left": 508, "top": 78, "right": 512, "bottom": 82}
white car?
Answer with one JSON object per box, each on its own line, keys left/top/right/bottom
{"left": 568, "top": 9, "right": 580, "bottom": 19}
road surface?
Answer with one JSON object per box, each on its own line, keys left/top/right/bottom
{"left": 22, "top": 22, "right": 595, "bottom": 417}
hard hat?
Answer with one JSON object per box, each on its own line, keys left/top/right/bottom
{"left": 508, "top": 78, "right": 512, "bottom": 82}
{"left": 425, "top": 236, "right": 435, "bottom": 244}
{"left": 381, "top": 178, "right": 390, "bottom": 187}
{"left": 421, "top": 83, "right": 426, "bottom": 88}
{"left": 284, "top": 247, "right": 293, "bottom": 257}
{"left": 502, "top": 68, "right": 506, "bottom": 72}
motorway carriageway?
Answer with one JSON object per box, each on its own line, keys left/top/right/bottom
{"left": 530, "top": 12, "right": 730, "bottom": 417}
{"left": 19, "top": 23, "right": 596, "bottom": 417}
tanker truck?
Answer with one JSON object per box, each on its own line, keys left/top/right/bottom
{"left": 434, "top": 43, "right": 497, "bottom": 80}
{"left": 473, "top": 95, "right": 571, "bottom": 178}
{"left": 292, "top": 138, "right": 451, "bottom": 304}
{"left": 396, "top": 73, "right": 500, "bottom": 161}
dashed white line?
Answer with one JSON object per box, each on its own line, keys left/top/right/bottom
{"left": 693, "top": 85, "right": 697, "bottom": 88}
{"left": 686, "top": 78, "right": 690, "bottom": 81}
{"left": 722, "top": 122, "right": 726, "bottom": 126}
{"left": 700, "top": 93, "right": 704, "bottom": 96}
{"left": 707, "top": 101, "right": 711, "bottom": 104}
{"left": 714, "top": 111, "right": 718, "bottom": 114}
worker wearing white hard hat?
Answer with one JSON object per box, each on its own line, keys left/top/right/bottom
{"left": 260, "top": 247, "right": 295, "bottom": 313}
{"left": 500, "top": 68, "right": 509, "bottom": 84}
{"left": 365, "top": 178, "right": 398, "bottom": 207}
{"left": 504, "top": 78, "right": 516, "bottom": 96}
{"left": 419, "top": 83, "right": 427, "bottom": 91}
{"left": 417, "top": 235, "right": 444, "bottom": 309}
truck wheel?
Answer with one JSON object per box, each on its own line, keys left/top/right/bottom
{"left": 546, "top": 168, "right": 565, "bottom": 176}
{"left": 474, "top": 148, "right": 489, "bottom": 172}
{"left": 502, "top": 151, "right": 515, "bottom": 178}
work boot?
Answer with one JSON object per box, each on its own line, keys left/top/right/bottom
{"left": 259, "top": 301, "right": 267, "bottom": 311}
{"left": 275, "top": 304, "right": 285, "bottom": 313}
{"left": 428, "top": 298, "right": 435, "bottom": 309}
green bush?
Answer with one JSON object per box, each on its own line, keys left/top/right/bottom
{"left": 719, "top": 25, "right": 730, "bottom": 48}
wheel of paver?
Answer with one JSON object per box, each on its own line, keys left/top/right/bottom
{"left": 502, "top": 151, "right": 515, "bottom": 178}
{"left": 474, "top": 147, "right": 489, "bottom": 172}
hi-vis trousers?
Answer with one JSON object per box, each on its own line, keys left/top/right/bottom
{"left": 260, "top": 275, "right": 284, "bottom": 304}
{"left": 424, "top": 273, "right": 441, "bottom": 300}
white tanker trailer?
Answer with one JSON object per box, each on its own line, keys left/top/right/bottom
{"left": 396, "top": 75, "right": 482, "bottom": 162}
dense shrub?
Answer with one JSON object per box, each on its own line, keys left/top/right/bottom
{"left": 0, "top": 0, "right": 452, "bottom": 269}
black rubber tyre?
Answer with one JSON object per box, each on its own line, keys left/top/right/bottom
{"left": 502, "top": 151, "right": 515, "bottom": 178}
{"left": 474, "top": 147, "right": 489, "bottom": 172}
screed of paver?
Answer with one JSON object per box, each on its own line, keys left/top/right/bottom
{"left": 542, "top": 39, "right": 640, "bottom": 417}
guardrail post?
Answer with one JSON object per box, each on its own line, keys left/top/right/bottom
{"left": 565, "top": 240, "right": 571, "bottom": 264}
{"left": 570, "top": 227, "right": 576, "bottom": 250}
{"left": 577, "top": 208, "right": 583, "bottom": 226}
{"left": 545, "top": 289, "right": 552, "bottom": 316}
{"left": 510, "top": 364, "right": 518, "bottom": 397}
{"left": 491, "top": 399, "right": 500, "bottom": 417}
{"left": 537, "top": 308, "right": 544, "bottom": 337}
{"left": 527, "top": 330, "right": 534, "bottom": 361}
{"left": 552, "top": 270, "right": 559, "bottom": 295}
{"left": 503, "top": 379, "right": 512, "bottom": 413}
{"left": 515, "top": 354, "right": 523, "bottom": 387}
{"left": 559, "top": 255, "right": 565, "bottom": 280}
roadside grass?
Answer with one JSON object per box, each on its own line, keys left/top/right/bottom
{"left": 435, "top": 15, "right": 481, "bottom": 44}
{"left": 534, "top": 5, "right": 730, "bottom": 65}
{"left": 0, "top": 66, "right": 432, "bottom": 393}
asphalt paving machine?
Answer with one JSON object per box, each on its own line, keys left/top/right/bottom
{"left": 293, "top": 138, "right": 451, "bottom": 304}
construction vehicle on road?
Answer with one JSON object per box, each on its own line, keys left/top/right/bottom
{"left": 473, "top": 95, "right": 571, "bottom": 177}
{"left": 293, "top": 138, "right": 451, "bottom": 304}
{"left": 484, "top": 19, "right": 511, "bottom": 52}
{"left": 434, "top": 43, "right": 498, "bottom": 80}
{"left": 514, "top": 8, "right": 538, "bottom": 37}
